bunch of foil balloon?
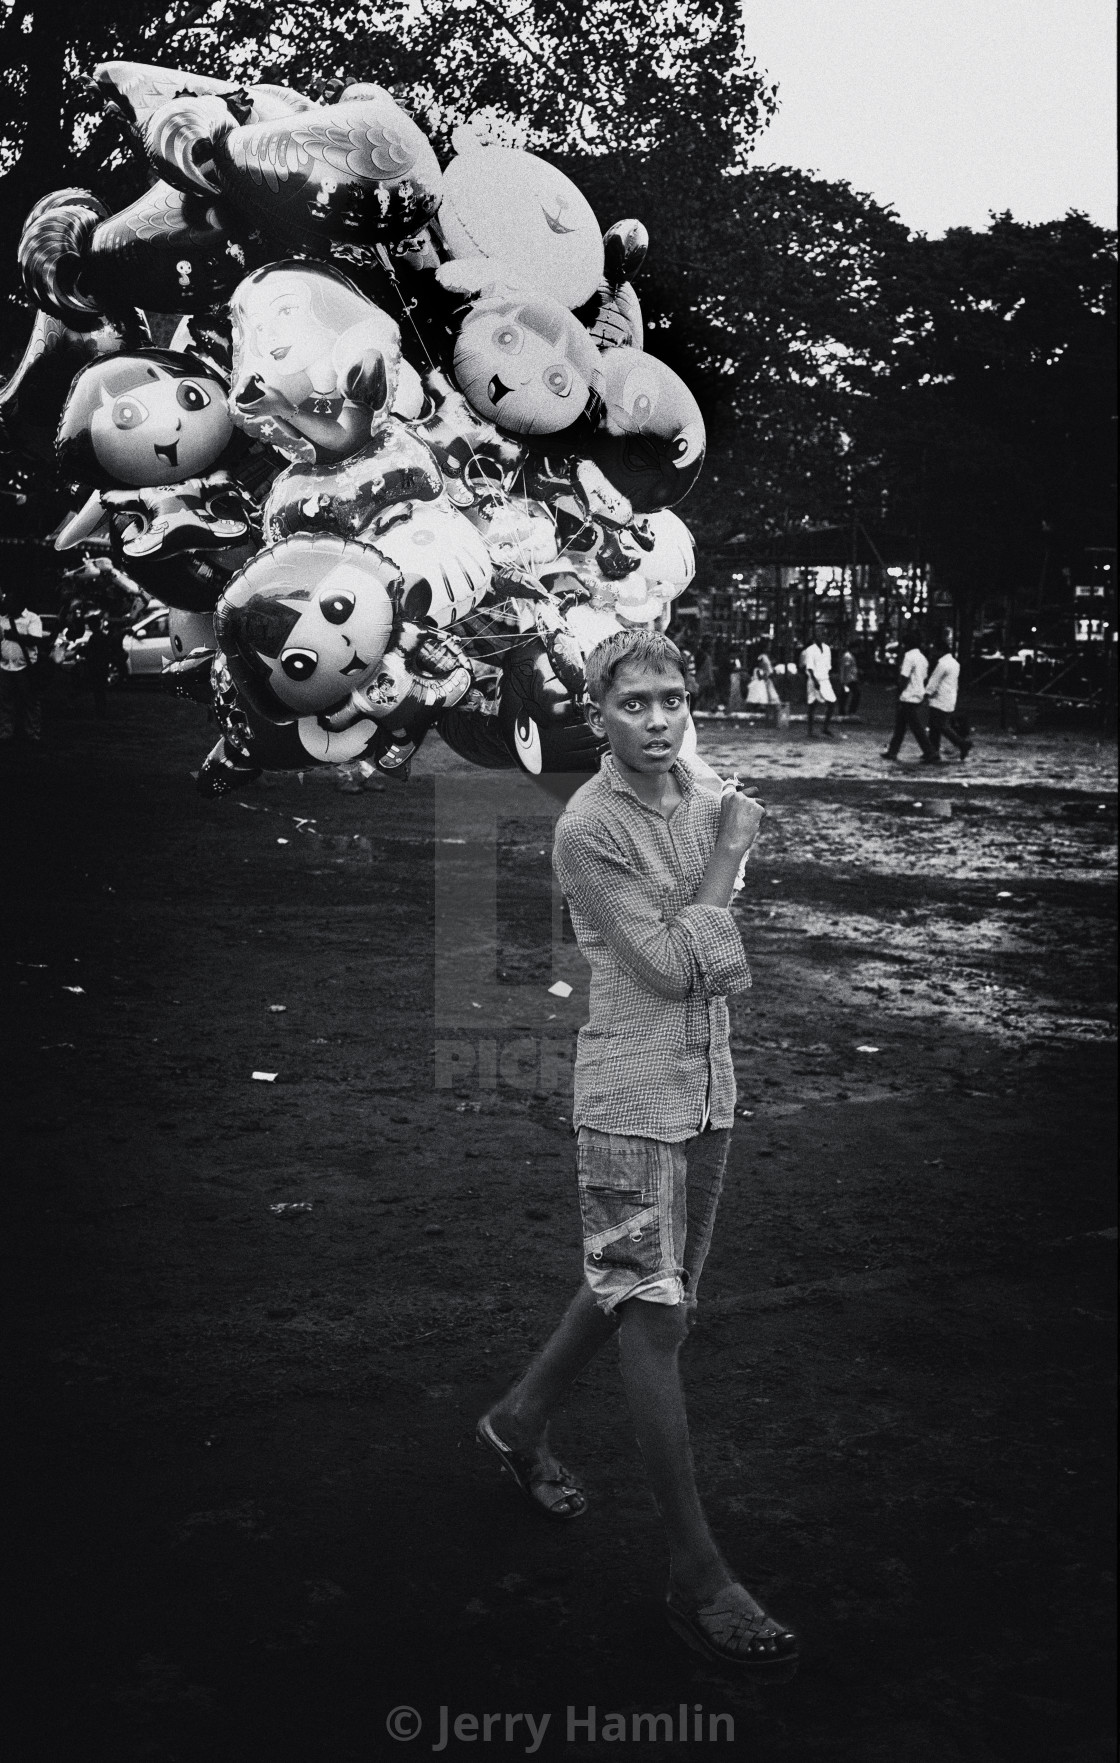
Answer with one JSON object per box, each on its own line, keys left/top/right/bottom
{"left": 0, "top": 62, "right": 707, "bottom": 790}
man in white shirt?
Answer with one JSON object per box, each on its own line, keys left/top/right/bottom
{"left": 799, "top": 638, "right": 835, "bottom": 738}
{"left": 925, "top": 627, "right": 972, "bottom": 761}
{"left": 882, "top": 624, "right": 938, "bottom": 763}
{"left": 0, "top": 592, "right": 44, "bottom": 743}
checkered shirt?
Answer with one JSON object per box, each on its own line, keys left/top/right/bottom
{"left": 552, "top": 754, "right": 751, "bottom": 1141}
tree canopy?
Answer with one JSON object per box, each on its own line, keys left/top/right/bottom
{"left": 0, "top": 3, "right": 1115, "bottom": 637}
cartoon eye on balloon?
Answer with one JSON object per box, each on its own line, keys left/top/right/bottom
{"left": 280, "top": 647, "right": 318, "bottom": 681}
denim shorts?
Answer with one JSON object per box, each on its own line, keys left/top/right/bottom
{"left": 576, "top": 1126, "right": 732, "bottom": 1314}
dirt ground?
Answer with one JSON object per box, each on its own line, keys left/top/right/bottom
{"left": 3, "top": 681, "right": 1116, "bottom": 1763}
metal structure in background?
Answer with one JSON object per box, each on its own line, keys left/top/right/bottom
{"left": 674, "top": 524, "right": 935, "bottom": 667}
{"left": 671, "top": 530, "right": 1117, "bottom": 721}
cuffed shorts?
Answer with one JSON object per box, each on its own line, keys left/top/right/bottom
{"left": 576, "top": 1125, "right": 732, "bottom": 1314}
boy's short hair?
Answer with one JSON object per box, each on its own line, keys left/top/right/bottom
{"left": 584, "top": 628, "right": 688, "bottom": 703}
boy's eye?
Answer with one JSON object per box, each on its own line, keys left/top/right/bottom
{"left": 177, "top": 381, "right": 211, "bottom": 411}
{"left": 280, "top": 648, "right": 318, "bottom": 680}
{"left": 318, "top": 589, "right": 355, "bottom": 626}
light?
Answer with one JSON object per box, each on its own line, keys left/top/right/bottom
{"left": 887, "top": 567, "right": 905, "bottom": 578}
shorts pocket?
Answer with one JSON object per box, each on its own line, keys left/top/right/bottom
{"left": 577, "top": 1133, "right": 659, "bottom": 1259}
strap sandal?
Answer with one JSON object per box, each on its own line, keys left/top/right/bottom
{"left": 476, "top": 1413, "right": 587, "bottom": 1521}
{"left": 666, "top": 1583, "right": 799, "bottom": 1673}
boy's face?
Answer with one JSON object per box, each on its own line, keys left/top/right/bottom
{"left": 588, "top": 658, "right": 690, "bottom": 775}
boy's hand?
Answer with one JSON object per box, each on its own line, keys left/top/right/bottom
{"left": 718, "top": 781, "right": 765, "bottom": 853}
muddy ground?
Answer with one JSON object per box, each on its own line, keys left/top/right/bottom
{"left": 3, "top": 683, "right": 1116, "bottom": 1763}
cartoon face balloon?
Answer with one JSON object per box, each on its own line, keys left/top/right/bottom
{"left": 214, "top": 534, "right": 401, "bottom": 721}
{"left": 56, "top": 350, "right": 234, "bottom": 488}
{"left": 438, "top": 140, "right": 603, "bottom": 309}
{"left": 584, "top": 347, "right": 705, "bottom": 511}
{"left": 229, "top": 261, "right": 403, "bottom": 464}
{"left": 453, "top": 293, "right": 604, "bottom": 437}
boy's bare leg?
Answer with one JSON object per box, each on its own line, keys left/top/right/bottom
{"left": 617, "top": 1299, "right": 731, "bottom": 1604}
{"left": 486, "top": 1283, "right": 620, "bottom": 1476}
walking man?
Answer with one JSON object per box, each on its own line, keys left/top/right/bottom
{"left": 476, "top": 627, "right": 798, "bottom": 1672}
{"left": 882, "top": 623, "right": 937, "bottom": 763}
{"left": 799, "top": 636, "right": 835, "bottom": 737}
{"left": 925, "top": 627, "right": 972, "bottom": 761}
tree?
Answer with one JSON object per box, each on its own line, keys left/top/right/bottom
{"left": 878, "top": 211, "right": 1118, "bottom": 657}
{"left": 559, "top": 155, "right": 913, "bottom": 545}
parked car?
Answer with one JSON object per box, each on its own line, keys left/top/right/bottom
{"left": 121, "top": 604, "right": 174, "bottom": 677}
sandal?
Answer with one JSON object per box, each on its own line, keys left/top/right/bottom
{"left": 476, "top": 1413, "right": 587, "bottom": 1521}
{"left": 666, "top": 1583, "right": 798, "bottom": 1673}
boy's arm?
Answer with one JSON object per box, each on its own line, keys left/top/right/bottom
{"left": 554, "top": 805, "right": 757, "bottom": 1003}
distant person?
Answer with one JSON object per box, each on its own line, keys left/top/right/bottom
{"left": 799, "top": 637, "right": 835, "bottom": 737}
{"left": 925, "top": 627, "right": 972, "bottom": 761}
{"left": 726, "top": 656, "right": 745, "bottom": 712}
{"left": 713, "top": 637, "right": 731, "bottom": 710}
{"left": 837, "top": 647, "right": 861, "bottom": 716}
{"left": 745, "top": 649, "right": 780, "bottom": 707}
{"left": 0, "top": 591, "right": 44, "bottom": 744}
{"left": 680, "top": 648, "right": 700, "bottom": 700}
{"left": 694, "top": 647, "right": 716, "bottom": 711}
{"left": 83, "top": 611, "right": 114, "bottom": 719}
{"left": 882, "top": 624, "right": 937, "bottom": 763}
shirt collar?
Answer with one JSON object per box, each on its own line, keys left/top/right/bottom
{"left": 600, "top": 751, "right": 698, "bottom": 812}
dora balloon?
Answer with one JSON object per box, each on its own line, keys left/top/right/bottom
{"left": 55, "top": 348, "right": 255, "bottom": 608}
{"left": 229, "top": 261, "right": 411, "bottom": 464}
{"left": 452, "top": 290, "right": 604, "bottom": 437}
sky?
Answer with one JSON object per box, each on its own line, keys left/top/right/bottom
{"left": 743, "top": 0, "right": 1117, "bottom": 236}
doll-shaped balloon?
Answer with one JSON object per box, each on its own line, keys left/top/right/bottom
{"left": 213, "top": 88, "right": 442, "bottom": 248}
{"left": 0, "top": 305, "right": 149, "bottom": 464}
{"left": 55, "top": 348, "right": 256, "bottom": 610}
{"left": 435, "top": 130, "right": 603, "bottom": 310}
{"left": 584, "top": 347, "right": 705, "bottom": 512}
{"left": 451, "top": 287, "right": 605, "bottom": 437}
{"left": 228, "top": 261, "right": 422, "bottom": 465}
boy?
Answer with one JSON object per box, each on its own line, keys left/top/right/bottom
{"left": 477, "top": 629, "right": 798, "bottom": 1672}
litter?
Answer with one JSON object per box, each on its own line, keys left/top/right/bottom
{"left": 269, "top": 1202, "right": 312, "bottom": 1215}
{"left": 855, "top": 1045, "right": 880, "bottom": 1054}
{"left": 737, "top": 1108, "right": 755, "bottom": 1118}
{"left": 440, "top": 837, "right": 467, "bottom": 845}
{"left": 268, "top": 1005, "right": 287, "bottom": 1013}
{"left": 62, "top": 985, "right": 85, "bottom": 995}
{"left": 471, "top": 1001, "right": 481, "bottom": 1009}
{"left": 251, "top": 1070, "right": 278, "bottom": 1082}
{"left": 547, "top": 980, "right": 573, "bottom": 998}
{"left": 277, "top": 837, "right": 289, "bottom": 845}
{"left": 996, "top": 891, "right": 1012, "bottom": 899}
